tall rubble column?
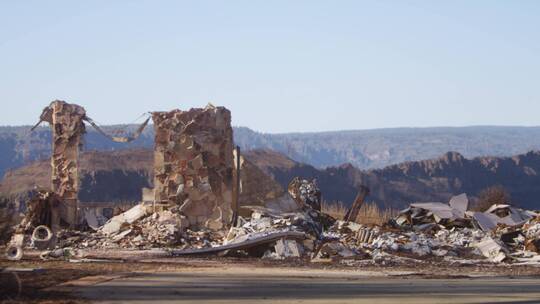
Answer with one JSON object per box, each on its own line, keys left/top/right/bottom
{"left": 47, "top": 100, "right": 86, "bottom": 228}
{"left": 152, "top": 104, "right": 234, "bottom": 230}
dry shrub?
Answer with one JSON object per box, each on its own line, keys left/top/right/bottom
{"left": 472, "top": 185, "right": 511, "bottom": 212}
{"left": 321, "top": 201, "right": 348, "bottom": 220}
{"left": 322, "top": 201, "right": 398, "bottom": 225}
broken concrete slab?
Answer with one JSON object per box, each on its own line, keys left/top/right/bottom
{"left": 275, "top": 239, "right": 304, "bottom": 258}
{"left": 474, "top": 237, "right": 508, "bottom": 263}
{"left": 100, "top": 204, "right": 149, "bottom": 235}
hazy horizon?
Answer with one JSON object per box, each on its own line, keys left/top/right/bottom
{"left": 3, "top": 122, "right": 540, "bottom": 136}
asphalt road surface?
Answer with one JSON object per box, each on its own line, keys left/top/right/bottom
{"left": 70, "top": 267, "right": 540, "bottom": 304}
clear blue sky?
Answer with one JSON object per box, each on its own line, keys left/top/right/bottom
{"left": 0, "top": 1, "right": 538, "bottom": 133}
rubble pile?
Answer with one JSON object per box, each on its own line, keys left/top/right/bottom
{"left": 54, "top": 205, "right": 225, "bottom": 250}
{"left": 8, "top": 100, "right": 540, "bottom": 267}
{"left": 288, "top": 178, "right": 322, "bottom": 211}
{"left": 7, "top": 176, "right": 540, "bottom": 267}
{"left": 373, "top": 194, "right": 540, "bottom": 264}
{"left": 224, "top": 205, "right": 330, "bottom": 258}
{"left": 393, "top": 194, "right": 471, "bottom": 230}
{"left": 8, "top": 176, "right": 540, "bottom": 268}
{"left": 12, "top": 100, "right": 540, "bottom": 268}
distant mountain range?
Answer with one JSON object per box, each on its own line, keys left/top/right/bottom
{"left": 3, "top": 125, "right": 540, "bottom": 177}
{"left": 235, "top": 126, "right": 540, "bottom": 170}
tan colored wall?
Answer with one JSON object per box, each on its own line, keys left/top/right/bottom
{"left": 152, "top": 104, "right": 234, "bottom": 230}
{"left": 48, "top": 100, "right": 86, "bottom": 227}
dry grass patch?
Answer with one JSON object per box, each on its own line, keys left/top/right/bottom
{"left": 322, "top": 201, "right": 398, "bottom": 225}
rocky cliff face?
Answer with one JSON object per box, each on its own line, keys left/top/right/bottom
{"left": 3, "top": 148, "right": 540, "bottom": 217}
{"left": 234, "top": 126, "right": 540, "bottom": 170}
{"left": 245, "top": 150, "right": 540, "bottom": 210}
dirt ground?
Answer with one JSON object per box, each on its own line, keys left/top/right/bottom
{"left": 3, "top": 251, "right": 540, "bottom": 304}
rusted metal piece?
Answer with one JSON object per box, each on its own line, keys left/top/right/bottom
{"left": 344, "top": 186, "right": 370, "bottom": 222}
{"left": 85, "top": 116, "right": 151, "bottom": 143}
{"left": 152, "top": 104, "right": 234, "bottom": 230}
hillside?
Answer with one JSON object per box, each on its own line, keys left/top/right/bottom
{"left": 234, "top": 126, "right": 540, "bottom": 170}
{"left": 0, "top": 149, "right": 154, "bottom": 203}
{"left": 4, "top": 125, "right": 540, "bottom": 178}
{"left": 245, "top": 149, "right": 540, "bottom": 210}
{"left": 0, "top": 148, "right": 282, "bottom": 207}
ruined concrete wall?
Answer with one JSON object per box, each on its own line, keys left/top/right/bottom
{"left": 238, "top": 157, "right": 285, "bottom": 216}
{"left": 48, "top": 100, "right": 86, "bottom": 227}
{"left": 152, "top": 104, "right": 234, "bottom": 230}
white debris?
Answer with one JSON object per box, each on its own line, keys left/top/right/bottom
{"left": 449, "top": 193, "right": 469, "bottom": 217}
{"left": 474, "top": 237, "right": 508, "bottom": 263}
{"left": 100, "top": 204, "right": 149, "bottom": 235}
{"left": 274, "top": 239, "right": 304, "bottom": 258}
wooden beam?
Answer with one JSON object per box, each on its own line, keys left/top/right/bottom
{"left": 344, "top": 186, "right": 370, "bottom": 222}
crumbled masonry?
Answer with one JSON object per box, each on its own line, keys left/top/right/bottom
{"left": 8, "top": 101, "right": 540, "bottom": 267}
{"left": 152, "top": 104, "right": 234, "bottom": 230}
{"left": 288, "top": 178, "right": 322, "bottom": 211}
{"left": 15, "top": 190, "right": 62, "bottom": 233}
{"left": 25, "top": 101, "right": 235, "bottom": 233}
{"left": 36, "top": 101, "right": 87, "bottom": 227}
{"left": 9, "top": 173, "right": 540, "bottom": 266}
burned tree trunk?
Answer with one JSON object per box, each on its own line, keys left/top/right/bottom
{"left": 344, "top": 186, "right": 370, "bottom": 222}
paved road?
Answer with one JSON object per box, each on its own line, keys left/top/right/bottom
{"left": 71, "top": 268, "right": 540, "bottom": 304}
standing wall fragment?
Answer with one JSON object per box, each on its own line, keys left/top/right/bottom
{"left": 44, "top": 100, "right": 86, "bottom": 227}
{"left": 152, "top": 104, "right": 234, "bottom": 230}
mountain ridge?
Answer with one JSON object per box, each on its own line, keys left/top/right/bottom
{"left": 4, "top": 125, "right": 540, "bottom": 177}
{"left": 245, "top": 149, "right": 540, "bottom": 210}
{"left": 3, "top": 147, "right": 540, "bottom": 211}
